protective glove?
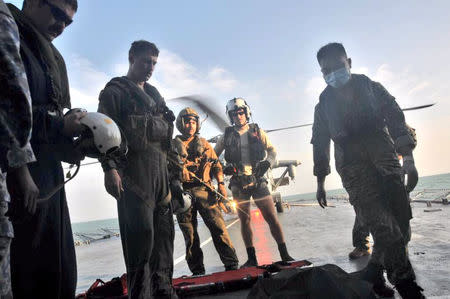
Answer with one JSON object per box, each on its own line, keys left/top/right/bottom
{"left": 223, "top": 164, "right": 237, "bottom": 176}
{"left": 218, "top": 199, "right": 233, "bottom": 214}
{"left": 316, "top": 184, "right": 327, "bottom": 208}
{"left": 403, "top": 155, "right": 418, "bottom": 193}
{"left": 254, "top": 160, "right": 271, "bottom": 178}
{"left": 218, "top": 183, "right": 227, "bottom": 199}
{"left": 163, "top": 108, "right": 176, "bottom": 122}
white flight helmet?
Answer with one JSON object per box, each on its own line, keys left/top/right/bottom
{"left": 172, "top": 192, "right": 193, "bottom": 215}
{"left": 226, "top": 97, "right": 251, "bottom": 124}
{"left": 79, "top": 112, "right": 122, "bottom": 157}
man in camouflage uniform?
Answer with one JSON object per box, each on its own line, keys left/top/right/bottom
{"left": 98, "top": 40, "right": 177, "bottom": 298}
{"left": 173, "top": 108, "right": 239, "bottom": 275}
{"left": 312, "top": 42, "right": 424, "bottom": 298}
{"left": 0, "top": 1, "right": 39, "bottom": 297}
{"left": 215, "top": 98, "right": 293, "bottom": 268}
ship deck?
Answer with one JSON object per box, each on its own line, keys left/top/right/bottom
{"left": 75, "top": 196, "right": 450, "bottom": 298}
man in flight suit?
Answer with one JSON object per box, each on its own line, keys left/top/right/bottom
{"left": 173, "top": 108, "right": 239, "bottom": 275}
{"left": 215, "top": 98, "right": 293, "bottom": 268}
{"left": 98, "top": 40, "right": 177, "bottom": 298}
{"left": 7, "top": 1, "right": 87, "bottom": 297}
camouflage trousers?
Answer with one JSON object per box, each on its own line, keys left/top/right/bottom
{"left": 354, "top": 198, "right": 415, "bottom": 285}
{"left": 176, "top": 187, "right": 238, "bottom": 274}
{"left": 352, "top": 206, "right": 370, "bottom": 250}
{"left": 0, "top": 172, "right": 13, "bottom": 298}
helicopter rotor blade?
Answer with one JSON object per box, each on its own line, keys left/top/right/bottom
{"left": 401, "top": 103, "right": 435, "bottom": 111}
{"left": 265, "top": 123, "right": 313, "bottom": 133}
{"left": 168, "top": 95, "right": 229, "bottom": 132}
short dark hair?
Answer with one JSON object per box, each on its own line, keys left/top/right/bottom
{"left": 317, "top": 43, "right": 347, "bottom": 63}
{"left": 23, "top": 0, "right": 78, "bottom": 12}
{"left": 129, "top": 40, "right": 159, "bottom": 60}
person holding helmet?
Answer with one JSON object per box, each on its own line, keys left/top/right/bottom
{"left": 173, "top": 107, "right": 239, "bottom": 275}
{"left": 214, "top": 98, "right": 293, "bottom": 268}
{"left": 6, "top": 0, "right": 88, "bottom": 297}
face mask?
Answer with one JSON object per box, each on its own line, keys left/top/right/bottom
{"left": 324, "top": 67, "right": 351, "bottom": 88}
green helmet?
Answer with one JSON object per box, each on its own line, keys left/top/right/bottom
{"left": 176, "top": 107, "right": 200, "bottom": 134}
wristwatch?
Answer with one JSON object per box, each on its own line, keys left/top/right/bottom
{"left": 218, "top": 181, "right": 225, "bottom": 185}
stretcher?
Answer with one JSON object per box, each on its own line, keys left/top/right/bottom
{"left": 76, "top": 260, "right": 312, "bottom": 298}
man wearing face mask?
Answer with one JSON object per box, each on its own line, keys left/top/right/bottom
{"left": 311, "top": 43, "right": 424, "bottom": 298}
{"left": 98, "top": 40, "right": 177, "bottom": 298}
{"left": 215, "top": 98, "right": 293, "bottom": 268}
{"left": 6, "top": 0, "right": 87, "bottom": 298}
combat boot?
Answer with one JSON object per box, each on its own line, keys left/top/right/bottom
{"left": 348, "top": 247, "right": 370, "bottom": 260}
{"left": 278, "top": 243, "right": 294, "bottom": 262}
{"left": 359, "top": 262, "right": 395, "bottom": 298}
{"left": 240, "top": 247, "right": 258, "bottom": 268}
{"left": 395, "top": 280, "right": 425, "bottom": 299}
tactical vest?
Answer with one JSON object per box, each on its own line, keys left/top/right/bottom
{"left": 173, "top": 135, "right": 213, "bottom": 184}
{"left": 223, "top": 123, "right": 266, "bottom": 166}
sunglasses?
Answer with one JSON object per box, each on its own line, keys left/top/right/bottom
{"left": 42, "top": 0, "right": 73, "bottom": 26}
{"left": 231, "top": 111, "right": 245, "bottom": 117}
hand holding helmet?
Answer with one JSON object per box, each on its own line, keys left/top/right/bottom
{"left": 75, "top": 112, "right": 122, "bottom": 159}
{"left": 63, "top": 108, "right": 87, "bottom": 137}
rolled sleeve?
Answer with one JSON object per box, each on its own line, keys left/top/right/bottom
{"left": 7, "top": 142, "right": 35, "bottom": 168}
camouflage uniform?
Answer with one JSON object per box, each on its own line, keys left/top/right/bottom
{"left": 173, "top": 134, "right": 238, "bottom": 274}
{"left": 0, "top": 1, "right": 35, "bottom": 297}
{"left": 311, "top": 74, "right": 417, "bottom": 285}
{"left": 352, "top": 125, "right": 417, "bottom": 250}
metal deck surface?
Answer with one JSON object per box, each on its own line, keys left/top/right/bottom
{"left": 172, "top": 198, "right": 450, "bottom": 298}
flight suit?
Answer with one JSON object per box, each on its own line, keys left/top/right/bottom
{"left": 173, "top": 135, "right": 238, "bottom": 274}
{"left": 99, "top": 76, "right": 176, "bottom": 298}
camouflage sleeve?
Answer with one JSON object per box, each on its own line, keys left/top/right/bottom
{"left": 6, "top": 142, "right": 35, "bottom": 169}
{"left": 259, "top": 128, "right": 277, "bottom": 167}
{"left": 311, "top": 104, "right": 331, "bottom": 177}
{"left": 371, "top": 80, "right": 415, "bottom": 154}
{"left": 0, "top": 8, "right": 35, "bottom": 170}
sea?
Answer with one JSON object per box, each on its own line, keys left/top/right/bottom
{"left": 72, "top": 172, "right": 450, "bottom": 294}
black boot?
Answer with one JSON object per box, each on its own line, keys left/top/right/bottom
{"left": 278, "top": 243, "right": 294, "bottom": 262}
{"left": 240, "top": 247, "right": 258, "bottom": 268}
{"left": 360, "top": 263, "right": 395, "bottom": 298}
{"left": 395, "top": 280, "right": 425, "bottom": 299}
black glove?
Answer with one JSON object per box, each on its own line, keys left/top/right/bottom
{"left": 170, "top": 179, "right": 184, "bottom": 201}
{"left": 403, "top": 156, "right": 418, "bottom": 193}
{"left": 223, "top": 164, "right": 237, "bottom": 176}
{"left": 254, "top": 160, "right": 271, "bottom": 177}
{"left": 316, "top": 184, "right": 327, "bottom": 208}
{"left": 163, "top": 108, "right": 176, "bottom": 122}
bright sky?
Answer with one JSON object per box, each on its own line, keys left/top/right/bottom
{"left": 7, "top": 1, "right": 450, "bottom": 222}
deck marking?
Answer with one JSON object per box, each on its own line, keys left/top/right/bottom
{"left": 174, "top": 218, "right": 240, "bottom": 266}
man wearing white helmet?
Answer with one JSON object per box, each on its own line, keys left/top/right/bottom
{"left": 215, "top": 98, "right": 293, "bottom": 268}
{"left": 173, "top": 107, "right": 239, "bottom": 275}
